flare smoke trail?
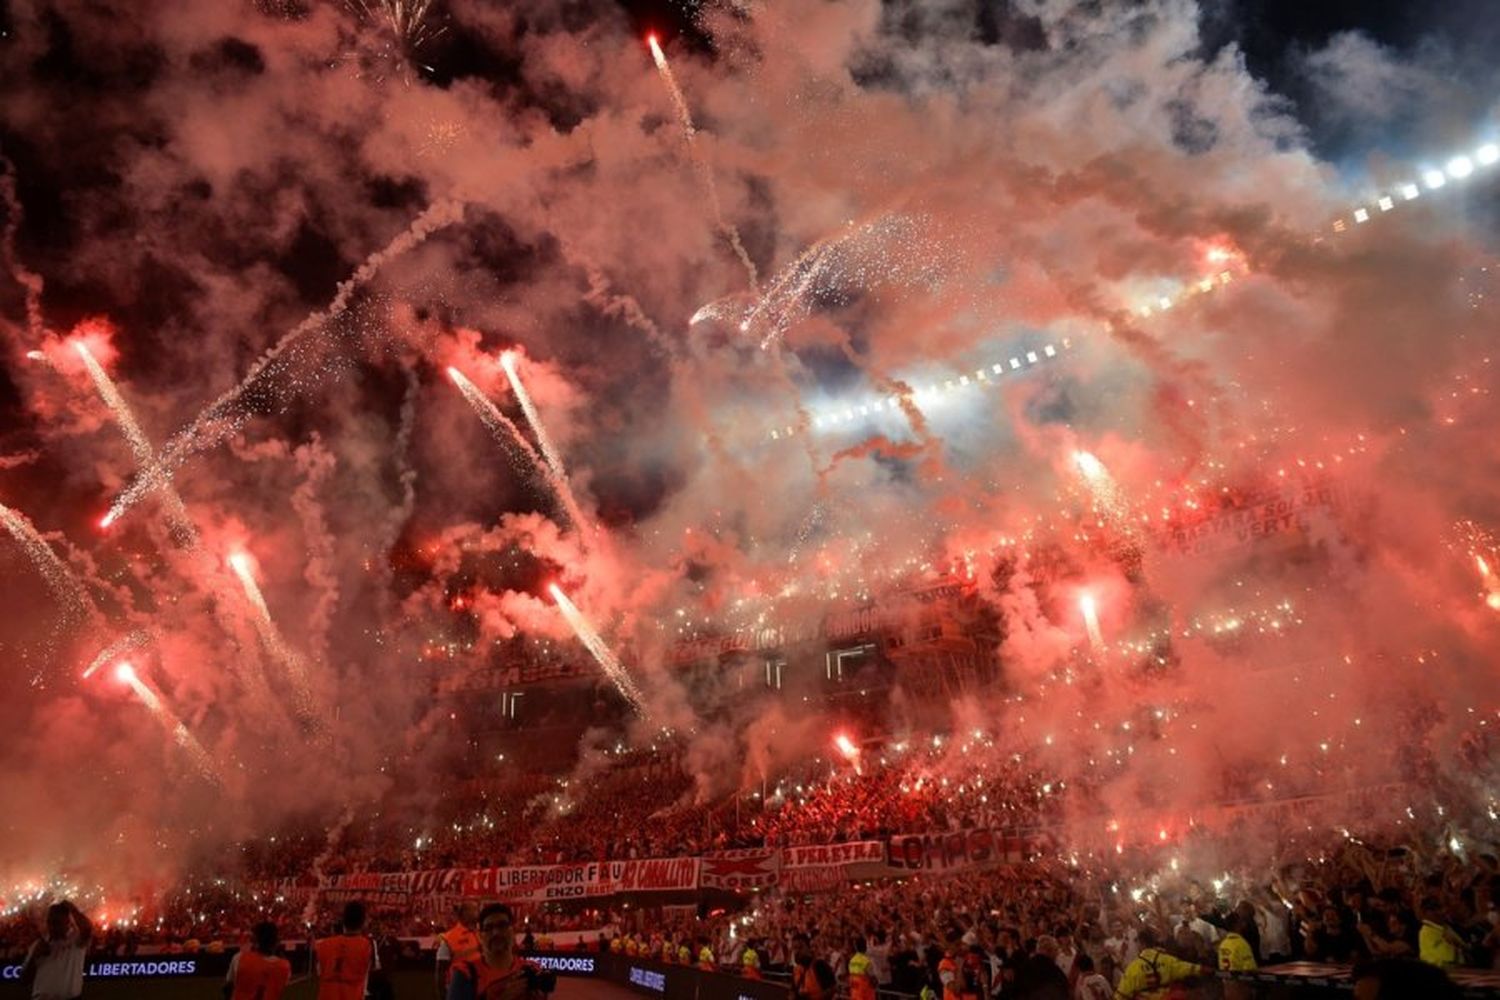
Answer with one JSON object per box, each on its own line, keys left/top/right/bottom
{"left": 0, "top": 158, "right": 45, "bottom": 342}
{"left": 82, "top": 629, "right": 153, "bottom": 681}
{"left": 115, "top": 663, "right": 219, "bottom": 783}
{"left": 498, "top": 352, "right": 592, "bottom": 538}
{"left": 646, "top": 35, "right": 758, "bottom": 293}
{"left": 72, "top": 343, "right": 198, "bottom": 544}
{"left": 0, "top": 502, "right": 91, "bottom": 623}
{"left": 228, "top": 552, "right": 315, "bottom": 713}
{"left": 103, "top": 200, "right": 464, "bottom": 527}
{"left": 548, "top": 583, "right": 646, "bottom": 715}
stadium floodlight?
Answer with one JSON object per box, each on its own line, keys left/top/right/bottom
{"left": 1478, "top": 144, "right": 1499, "bottom": 166}
{"left": 1353, "top": 208, "right": 1370, "bottom": 223}
{"left": 990, "top": 363, "right": 1004, "bottom": 375}
{"left": 1447, "top": 156, "right": 1474, "bottom": 180}
{"left": 1026, "top": 351, "right": 1038, "bottom": 364}
{"left": 1423, "top": 169, "right": 1447, "bottom": 190}
{"left": 1044, "top": 345, "right": 1057, "bottom": 357}
{"left": 1400, "top": 183, "right": 1420, "bottom": 201}
{"left": 1377, "top": 197, "right": 1394, "bottom": 212}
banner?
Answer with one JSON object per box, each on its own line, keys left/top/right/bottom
{"left": 698, "top": 849, "right": 781, "bottom": 891}
{"left": 601, "top": 858, "right": 700, "bottom": 894}
{"left": 884, "top": 828, "right": 1044, "bottom": 873}
{"left": 778, "top": 840, "right": 887, "bottom": 892}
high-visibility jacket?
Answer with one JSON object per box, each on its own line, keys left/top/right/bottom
{"left": 1217, "top": 933, "right": 1256, "bottom": 972}
{"left": 678, "top": 944, "right": 692, "bottom": 964}
{"left": 792, "top": 963, "right": 831, "bottom": 999}
{"left": 1420, "top": 921, "right": 1460, "bottom": 968}
{"left": 939, "top": 956, "right": 962, "bottom": 1000}
{"left": 742, "top": 947, "right": 762, "bottom": 979}
{"left": 314, "top": 934, "right": 374, "bottom": 1000}
{"left": 229, "top": 950, "right": 291, "bottom": 1000}
{"left": 698, "top": 946, "right": 716, "bottom": 971}
{"left": 440, "top": 924, "right": 481, "bottom": 966}
{"left": 848, "top": 951, "right": 877, "bottom": 1000}
{"left": 446, "top": 955, "right": 542, "bottom": 1000}
{"left": 1114, "top": 947, "right": 1202, "bottom": 1000}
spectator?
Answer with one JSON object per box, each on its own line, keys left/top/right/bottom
{"left": 19, "top": 900, "right": 92, "bottom": 1000}
{"left": 1073, "top": 953, "right": 1110, "bottom": 1000}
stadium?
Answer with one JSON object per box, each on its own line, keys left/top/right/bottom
{"left": 1, "top": 0, "right": 1500, "bottom": 998}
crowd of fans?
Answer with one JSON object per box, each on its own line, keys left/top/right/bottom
{"left": 4, "top": 738, "right": 1499, "bottom": 998}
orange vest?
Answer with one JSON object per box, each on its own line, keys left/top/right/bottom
{"left": 315, "top": 934, "right": 373, "bottom": 1000}
{"left": 441, "top": 924, "right": 482, "bottom": 966}
{"left": 450, "top": 955, "right": 537, "bottom": 997}
{"left": 231, "top": 950, "right": 291, "bottom": 1000}
{"left": 793, "top": 964, "right": 830, "bottom": 999}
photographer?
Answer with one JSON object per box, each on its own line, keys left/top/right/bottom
{"left": 446, "top": 903, "right": 555, "bottom": 1000}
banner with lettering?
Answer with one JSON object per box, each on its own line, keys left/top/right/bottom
{"left": 883, "top": 828, "right": 1046, "bottom": 873}
{"left": 778, "top": 840, "right": 887, "bottom": 892}
{"left": 698, "top": 849, "right": 781, "bottom": 891}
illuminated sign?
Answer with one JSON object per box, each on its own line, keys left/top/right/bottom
{"left": 628, "top": 965, "right": 667, "bottom": 991}
{"left": 2, "top": 959, "right": 199, "bottom": 980}
{"left": 529, "top": 953, "right": 596, "bottom": 975}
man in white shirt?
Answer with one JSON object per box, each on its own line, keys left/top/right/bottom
{"left": 20, "top": 900, "right": 93, "bottom": 1000}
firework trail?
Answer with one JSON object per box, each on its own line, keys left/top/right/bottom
{"left": 73, "top": 343, "right": 198, "bottom": 544}
{"left": 1072, "top": 450, "right": 1132, "bottom": 528}
{"left": 446, "top": 363, "right": 586, "bottom": 533}
{"left": 646, "top": 35, "right": 758, "bottom": 293}
{"left": 499, "top": 352, "right": 593, "bottom": 539}
{"left": 1079, "top": 592, "right": 1104, "bottom": 652}
{"left": 104, "top": 200, "right": 464, "bottom": 526}
{"left": 228, "top": 552, "right": 316, "bottom": 715}
{"left": 0, "top": 157, "right": 45, "bottom": 342}
{"left": 115, "top": 662, "right": 220, "bottom": 784}
{"left": 549, "top": 583, "right": 646, "bottom": 715}
{"left": 0, "top": 502, "right": 92, "bottom": 622}
{"left": 82, "top": 629, "right": 154, "bottom": 680}
{"left": 447, "top": 365, "right": 541, "bottom": 463}
{"left": 722, "top": 215, "right": 952, "bottom": 350}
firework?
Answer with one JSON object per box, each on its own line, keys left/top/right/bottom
{"left": 103, "top": 200, "right": 464, "bottom": 527}
{"left": 116, "top": 662, "right": 219, "bottom": 783}
{"left": 1072, "top": 450, "right": 1132, "bottom": 529}
{"left": 346, "top": 0, "right": 447, "bottom": 78}
{"left": 82, "top": 629, "right": 153, "bottom": 680}
{"left": 644, "top": 34, "right": 758, "bottom": 292}
{"left": 0, "top": 502, "right": 91, "bottom": 622}
{"left": 834, "top": 733, "right": 859, "bottom": 760}
{"left": 228, "top": 551, "right": 315, "bottom": 712}
{"left": 498, "top": 352, "right": 593, "bottom": 538}
{"left": 72, "top": 342, "right": 198, "bottom": 545}
{"left": 548, "top": 583, "right": 646, "bottom": 715}
{"left": 1477, "top": 555, "right": 1500, "bottom": 611}
{"left": 449, "top": 363, "right": 590, "bottom": 536}
{"left": 1079, "top": 592, "right": 1104, "bottom": 652}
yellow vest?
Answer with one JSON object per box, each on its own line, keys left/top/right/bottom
{"left": 1420, "top": 922, "right": 1459, "bottom": 967}
{"left": 1218, "top": 933, "right": 1255, "bottom": 971}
